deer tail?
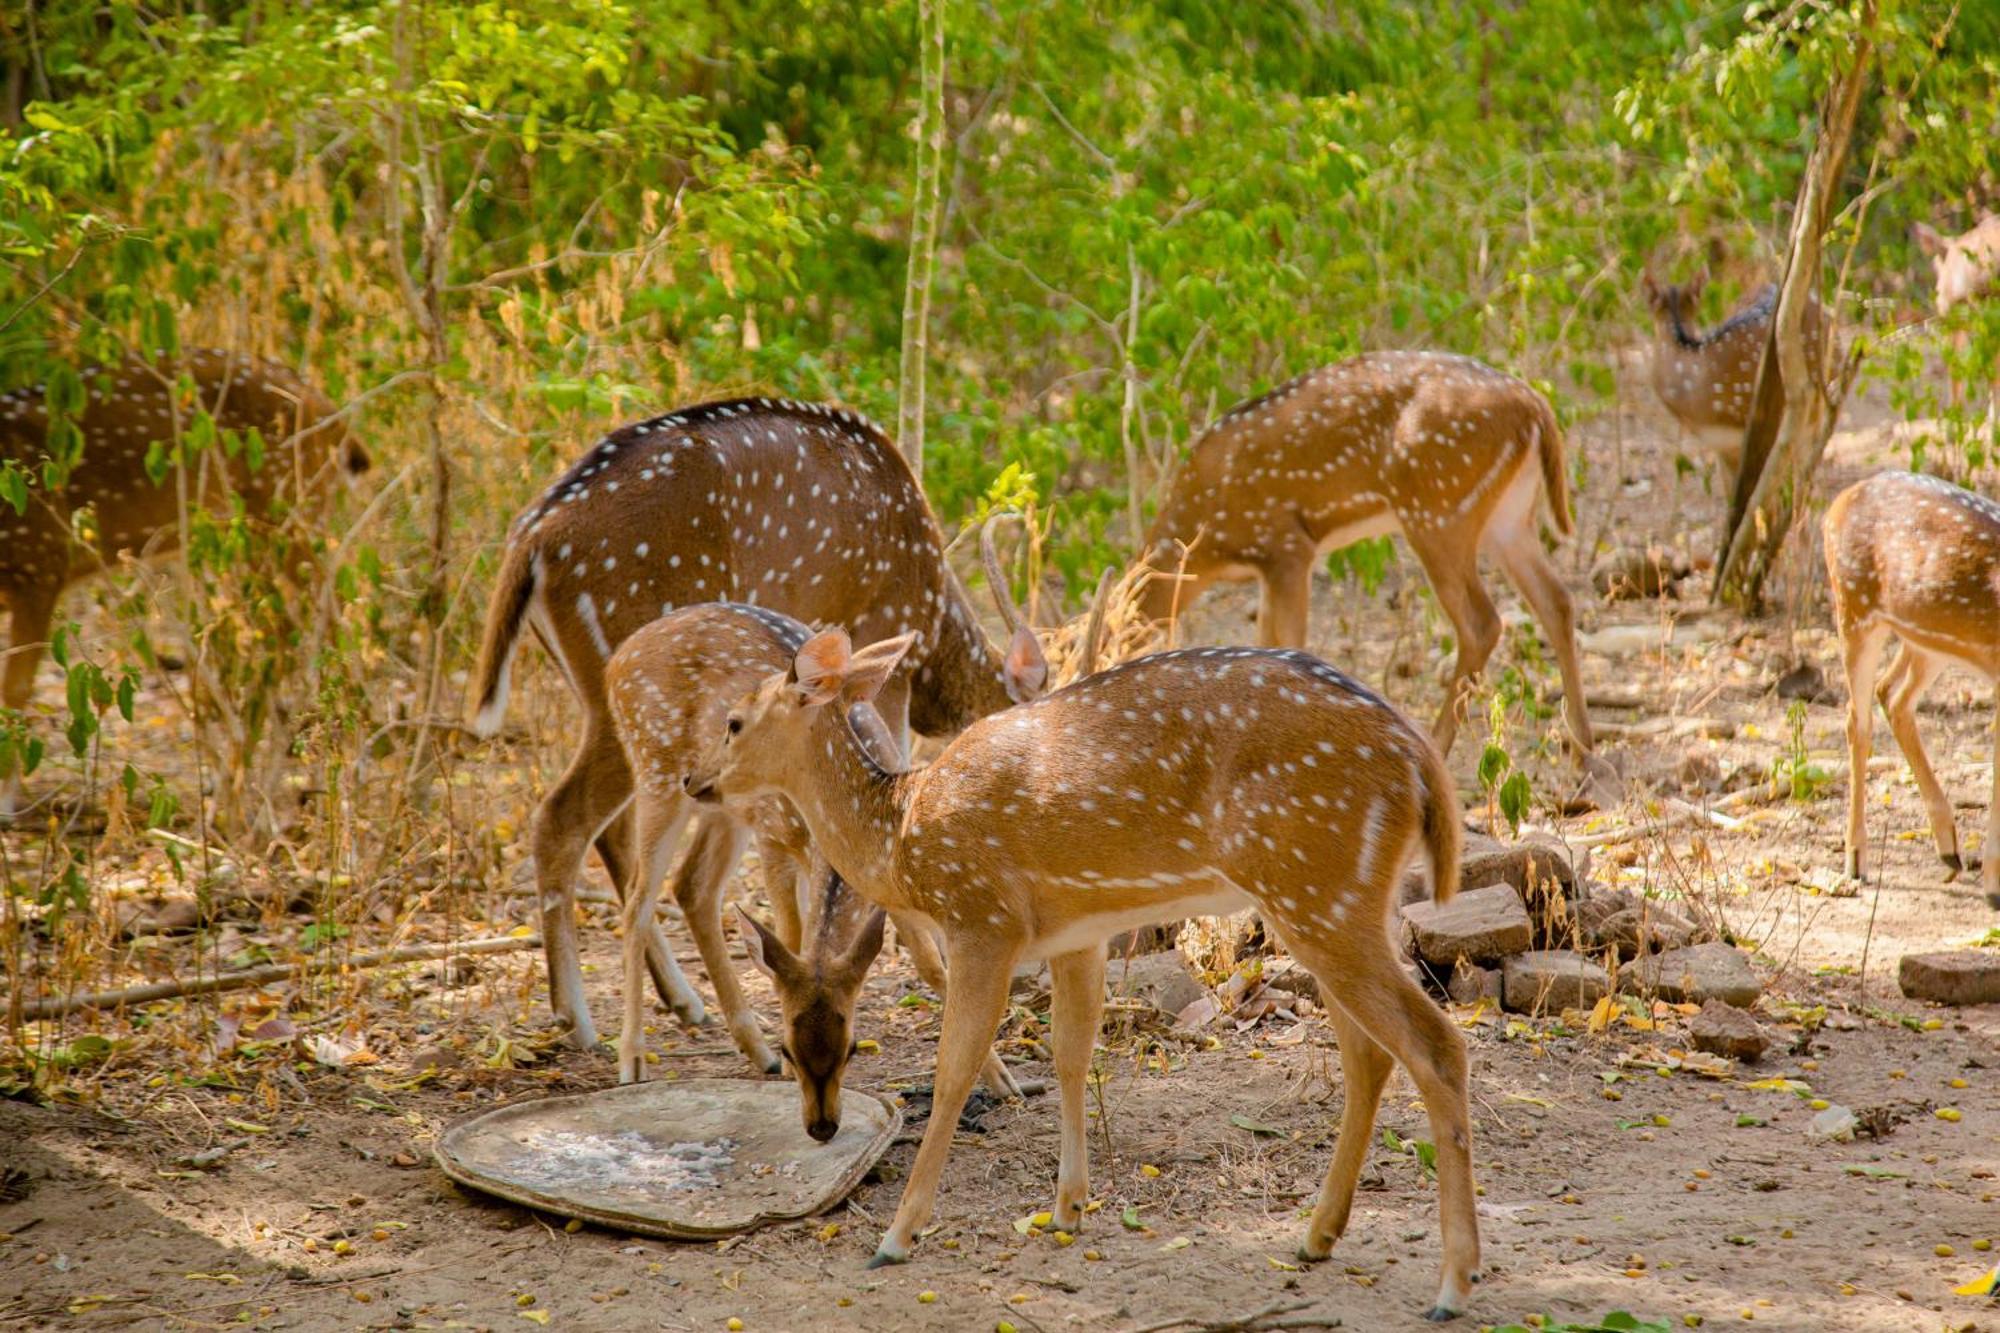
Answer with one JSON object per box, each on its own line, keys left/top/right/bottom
{"left": 1532, "top": 392, "right": 1574, "bottom": 539}
{"left": 468, "top": 541, "right": 537, "bottom": 737}
{"left": 1418, "top": 736, "right": 1462, "bottom": 907}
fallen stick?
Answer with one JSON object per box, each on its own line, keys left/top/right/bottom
{"left": 12, "top": 934, "right": 542, "bottom": 1022}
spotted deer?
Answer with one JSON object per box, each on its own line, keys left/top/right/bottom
{"left": 685, "top": 631, "right": 1479, "bottom": 1321}
{"left": 1134, "top": 350, "right": 1589, "bottom": 758}
{"left": 1, "top": 350, "right": 364, "bottom": 814}
{"left": 605, "top": 599, "right": 1033, "bottom": 1122}
{"left": 467, "top": 398, "right": 1046, "bottom": 1049}
{"left": 1912, "top": 216, "right": 2000, "bottom": 414}
{"left": 1824, "top": 471, "right": 1999, "bottom": 907}
{"left": 1640, "top": 273, "right": 1825, "bottom": 478}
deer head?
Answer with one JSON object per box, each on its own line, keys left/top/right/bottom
{"left": 736, "top": 902, "right": 888, "bottom": 1142}
{"left": 686, "top": 628, "right": 918, "bottom": 809}
{"left": 1913, "top": 218, "right": 2000, "bottom": 315}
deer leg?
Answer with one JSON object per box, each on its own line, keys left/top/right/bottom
{"left": 765, "top": 844, "right": 809, "bottom": 955}
{"left": 1256, "top": 551, "right": 1313, "bottom": 649}
{"left": 617, "top": 794, "right": 695, "bottom": 1083}
{"left": 895, "top": 913, "right": 1024, "bottom": 1099}
{"left": 1491, "top": 531, "right": 1593, "bottom": 754}
{"left": 1839, "top": 624, "right": 1889, "bottom": 883}
{"left": 1983, "top": 697, "right": 1999, "bottom": 908}
{"left": 1330, "top": 953, "right": 1481, "bottom": 1322}
{"left": 1408, "top": 537, "right": 1502, "bottom": 758}
{"left": 1048, "top": 943, "right": 1107, "bottom": 1228}
{"left": 530, "top": 723, "right": 637, "bottom": 1047}
{"left": 673, "top": 813, "right": 776, "bottom": 1072}
{"left": 594, "top": 803, "right": 700, "bottom": 1017}
{"left": 870, "top": 937, "right": 1017, "bottom": 1267}
{"left": 1297, "top": 1003, "right": 1395, "bottom": 1261}
{"left": 1, "top": 581, "right": 59, "bottom": 820}
{"left": 1880, "top": 648, "right": 1961, "bottom": 876}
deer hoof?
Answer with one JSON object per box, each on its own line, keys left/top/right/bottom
{"left": 1423, "top": 1304, "right": 1463, "bottom": 1323}
{"left": 865, "top": 1246, "right": 908, "bottom": 1270}
{"left": 1942, "top": 852, "right": 1965, "bottom": 880}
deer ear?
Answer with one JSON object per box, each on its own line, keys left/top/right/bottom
{"left": 838, "top": 907, "right": 889, "bottom": 982}
{"left": 1685, "top": 269, "right": 1708, "bottom": 301}
{"left": 840, "top": 632, "right": 919, "bottom": 705}
{"left": 792, "top": 629, "right": 854, "bottom": 707}
{"left": 736, "top": 906, "right": 804, "bottom": 986}
{"left": 1912, "top": 222, "right": 1945, "bottom": 259}
{"left": 1003, "top": 623, "right": 1048, "bottom": 703}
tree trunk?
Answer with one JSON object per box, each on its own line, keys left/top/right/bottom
{"left": 896, "top": 0, "right": 946, "bottom": 480}
{"left": 1713, "top": 2, "right": 1876, "bottom": 609}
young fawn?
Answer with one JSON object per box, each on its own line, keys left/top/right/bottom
{"left": 1824, "top": 471, "right": 1999, "bottom": 906}
{"left": 1135, "top": 350, "right": 1588, "bottom": 757}
{"left": 685, "top": 630, "right": 1480, "bottom": 1321}
{"left": 468, "top": 398, "right": 1044, "bottom": 1047}
{"left": 604, "top": 600, "right": 1031, "bottom": 1121}
{"left": 1641, "top": 273, "right": 1825, "bottom": 479}
{"left": 1, "top": 350, "right": 362, "bottom": 814}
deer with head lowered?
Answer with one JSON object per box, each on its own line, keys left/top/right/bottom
{"left": 467, "top": 399, "right": 1046, "bottom": 1052}
{"left": 1, "top": 349, "right": 365, "bottom": 815}
{"left": 1823, "top": 470, "right": 1999, "bottom": 908}
{"left": 684, "top": 630, "right": 1480, "bottom": 1321}
{"left": 1640, "top": 272, "right": 1826, "bottom": 480}
{"left": 1134, "top": 350, "right": 1589, "bottom": 759}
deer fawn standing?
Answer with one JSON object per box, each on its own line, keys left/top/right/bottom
{"left": 1, "top": 350, "right": 364, "bottom": 815}
{"left": 685, "top": 632, "right": 1479, "bottom": 1321}
{"left": 468, "top": 399, "right": 1045, "bottom": 1049}
{"left": 1135, "top": 350, "right": 1589, "bottom": 757}
{"left": 1641, "top": 273, "right": 1826, "bottom": 481}
{"left": 1824, "top": 471, "right": 2000, "bottom": 906}
{"left": 605, "top": 598, "right": 1034, "bottom": 1118}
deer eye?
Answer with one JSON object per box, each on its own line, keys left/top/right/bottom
{"left": 726, "top": 716, "right": 743, "bottom": 737}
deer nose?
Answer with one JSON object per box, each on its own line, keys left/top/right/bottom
{"left": 807, "top": 1117, "right": 839, "bottom": 1143}
{"left": 683, "top": 773, "right": 718, "bottom": 803}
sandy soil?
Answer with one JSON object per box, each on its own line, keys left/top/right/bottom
{"left": 4, "top": 344, "right": 1999, "bottom": 1332}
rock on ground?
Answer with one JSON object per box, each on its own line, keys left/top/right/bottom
{"left": 1503, "top": 950, "right": 1610, "bottom": 1014}
{"left": 1572, "top": 888, "right": 1701, "bottom": 960}
{"left": 1630, "top": 942, "right": 1762, "bottom": 1007}
{"left": 1402, "top": 884, "right": 1533, "bottom": 966}
{"left": 1448, "top": 960, "right": 1503, "bottom": 1005}
{"left": 1107, "top": 950, "right": 1207, "bottom": 1017}
{"left": 1899, "top": 951, "right": 2000, "bottom": 1007}
{"left": 1689, "top": 998, "right": 1767, "bottom": 1061}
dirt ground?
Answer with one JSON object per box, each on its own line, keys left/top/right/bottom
{"left": 5, "top": 344, "right": 2000, "bottom": 1332}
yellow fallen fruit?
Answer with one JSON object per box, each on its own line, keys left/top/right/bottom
{"left": 856, "top": 1039, "right": 880, "bottom": 1053}
{"left": 728, "top": 1319, "right": 745, "bottom": 1331}
{"left": 1053, "top": 1231, "right": 1075, "bottom": 1247}
{"left": 918, "top": 1291, "right": 938, "bottom": 1305}
{"left": 1952, "top": 1078, "right": 1970, "bottom": 1089}
{"left": 516, "top": 1295, "right": 536, "bottom": 1308}
{"left": 1923, "top": 1019, "right": 1944, "bottom": 1031}
{"left": 565, "top": 1218, "right": 583, "bottom": 1234}
{"left": 1940, "top": 1244, "right": 1958, "bottom": 1257}
{"left": 817, "top": 1223, "right": 839, "bottom": 1242}
{"left": 1938, "top": 1108, "right": 1963, "bottom": 1123}
{"left": 1976, "top": 1239, "right": 1992, "bottom": 1252}
{"left": 1141, "top": 1164, "right": 1161, "bottom": 1178}
{"left": 1808, "top": 1099, "right": 1830, "bottom": 1111}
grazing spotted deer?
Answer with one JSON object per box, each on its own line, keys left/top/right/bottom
{"left": 604, "top": 600, "right": 1031, "bottom": 1119}
{"left": 1824, "top": 471, "right": 2000, "bottom": 907}
{"left": 1, "top": 350, "right": 363, "bottom": 814}
{"left": 1134, "top": 350, "right": 1589, "bottom": 757}
{"left": 468, "top": 398, "right": 1046, "bottom": 1048}
{"left": 685, "top": 631, "right": 1479, "bottom": 1321}
{"left": 1641, "top": 273, "right": 1825, "bottom": 478}
{"left": 1912, "top": 216, "right": 2000, "bottom": 415}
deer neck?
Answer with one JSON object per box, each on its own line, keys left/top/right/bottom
{"left": 783, "top": 706, "right": 918, "bottom": 911}
{"left": 907, "top": 573, "right": 1012, "bottom": 734}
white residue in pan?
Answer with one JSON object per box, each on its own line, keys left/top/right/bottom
{"left": 512, "top": 1128, "right": 738, "bottom": 1191}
